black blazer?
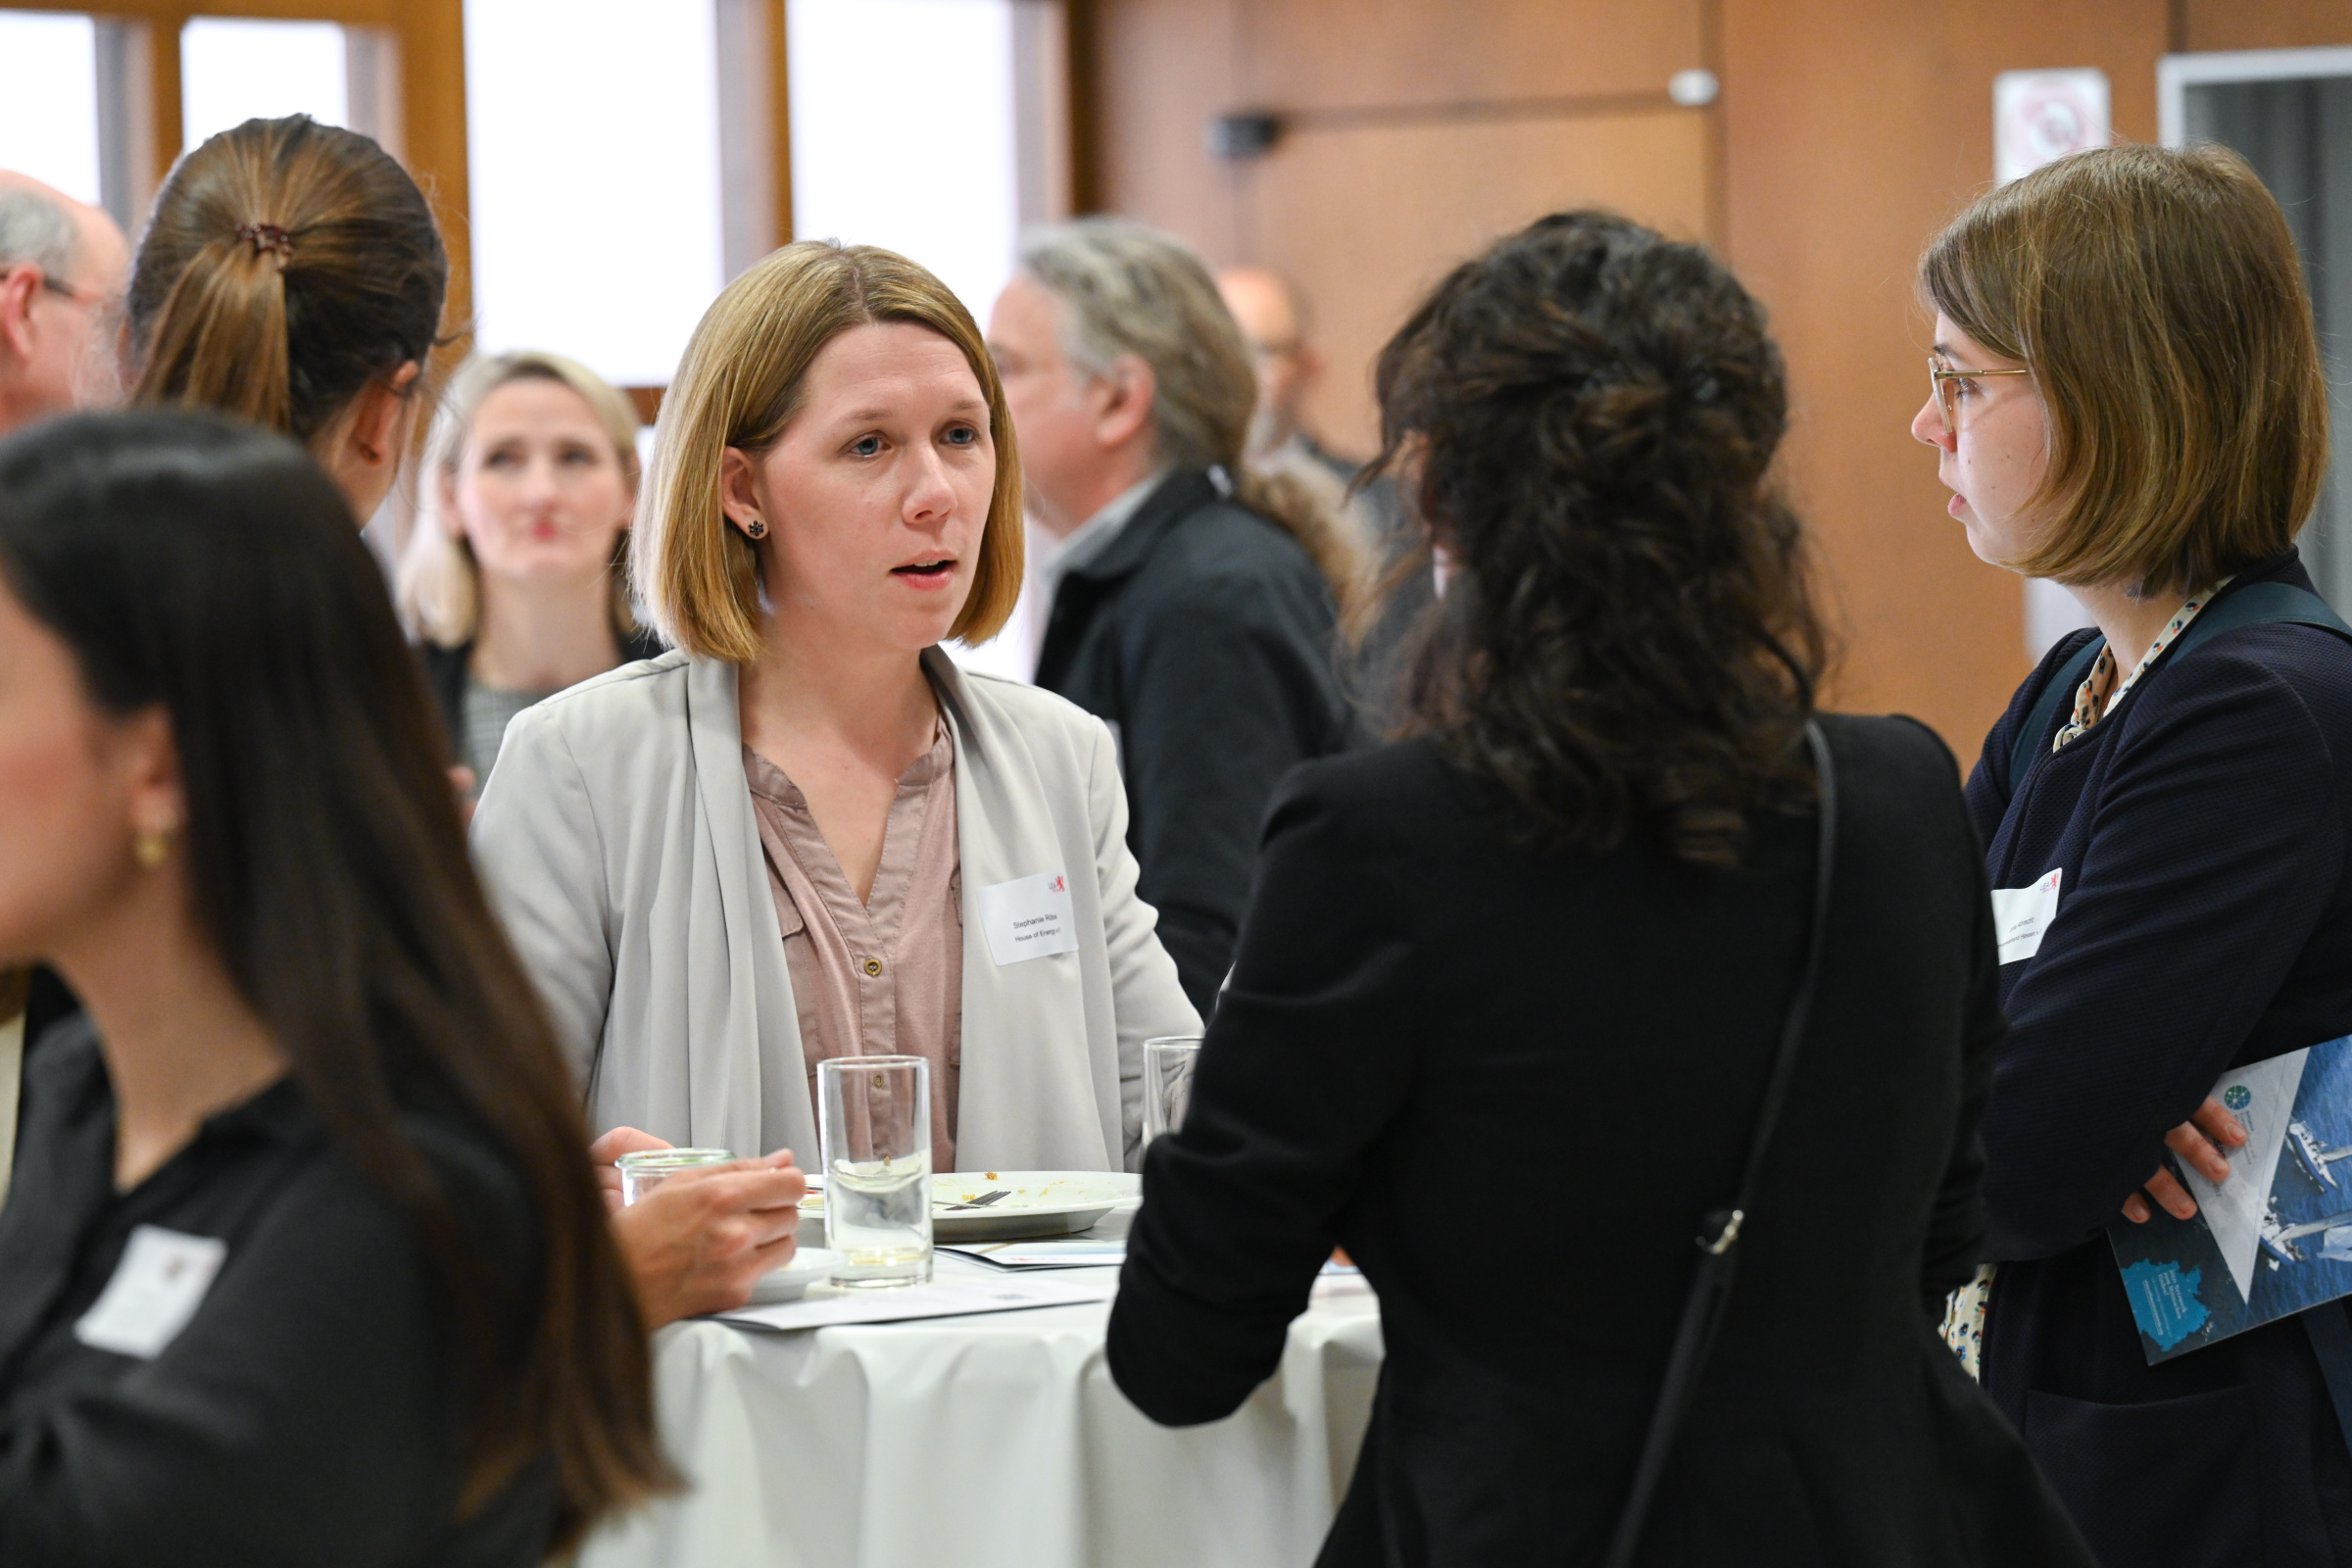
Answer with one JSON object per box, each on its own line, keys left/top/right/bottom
{"left": 1965, "top": 551, "right": 2352, "bottom": 1568}
{"left": 416, "top": 627, "right": 665, "bottom": 767}
{"left": 1035, "top": 468, "right": 1355, "bottom": 1017}
{"left": 1108, "top": 719, "right": 2093, "bottom": 1568}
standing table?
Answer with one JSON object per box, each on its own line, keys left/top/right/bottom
{"left": 577, "top": 1250, "right": 1383, "bottom": 1568}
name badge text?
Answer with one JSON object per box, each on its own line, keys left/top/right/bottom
{"left": 977, "top": 871, "right": 1080, "bottom": 966}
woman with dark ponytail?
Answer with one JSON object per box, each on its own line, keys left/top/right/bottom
{"left": 129, "top": 114, "right": 444, "bottom": 518}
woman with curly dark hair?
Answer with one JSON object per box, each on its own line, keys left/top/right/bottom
{"left": 1105, "top": 211, "right": 2093, "bottom": 1567}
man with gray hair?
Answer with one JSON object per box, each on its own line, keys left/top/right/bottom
{"left": 988, "top": 219, "right": 1357, "bottom": 1018}
{"left": 0, "top": 171, "right": 129, "bottom": 436}
{"left": 0, "top": 171, "right": 128, "bottom": 1209}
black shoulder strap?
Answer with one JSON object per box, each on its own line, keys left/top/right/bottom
{"left": 2004, "top": 582, "right": 2352, "bottom": 803}
{"left": 2170, "top": 580, "right": 2352, "bottom": 656}
{"left": 1600, "top": 720, "right": 1837, "bottom": 1568}
{"left": 2005, "top": 636, "right": 2102, "bottom": 802}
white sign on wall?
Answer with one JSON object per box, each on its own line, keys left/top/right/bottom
{"left": 1995, "top": 69, "right": 2112, "bottom": 185}
{"left": 1995, "top": 69, "right": 2112, "bottom": 659}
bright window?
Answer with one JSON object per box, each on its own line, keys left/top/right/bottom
{"left": 0, "top": 12, "right": 102, "bottom": 206}
{"left": 786, "top": 0, "right": 1024, "bottom": 322}
{"left": 463, "top": 0, "right": 726, "bottom": 388}
{"left": 179, "top": 19, "right": 350, "bottom": 150}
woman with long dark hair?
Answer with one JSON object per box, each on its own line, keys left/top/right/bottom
{"left": 0, "top": 411, "right": 667, "bottom": 1563}
{"left": 1104, "top": 212, "right": 2092, "bottom": 1565}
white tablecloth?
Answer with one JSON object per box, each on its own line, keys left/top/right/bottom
{"left": 578, "top": 1252, "right": 1383, "bottom": 1568}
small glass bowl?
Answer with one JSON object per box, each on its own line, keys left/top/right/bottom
{"left": 615, "top": 1148, "right": 735, "bottom": 1206}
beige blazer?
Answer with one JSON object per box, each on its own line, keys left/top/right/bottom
{"left": 470, "top": 647, "right": 1200, "bottom": 1173}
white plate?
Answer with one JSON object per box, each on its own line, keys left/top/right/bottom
{"left": 800, "top": 1170, "right": 1139, "bottom": 1241}
{"left": 930, "top": 1171, "right": 1139, "bottom": 1240}
{"left": 747, "top": 1247, "right": 846, "bottom": 1304}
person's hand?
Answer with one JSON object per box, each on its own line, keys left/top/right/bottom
{"left": 450, "top": 765, "right": 478, "bottom": 827}
{"left": 2122, "top": 1097, "right": 2247, "bottom": 1224}
{"left": 611, "top": 1151, "right": 805, "bottom": 1328}
{"left": 589, "top": 1125, "right": 674, "bottom": 1212}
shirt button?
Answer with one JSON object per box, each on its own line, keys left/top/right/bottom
{"left": 862, "top": 956, "right": 884, "bottom": 978}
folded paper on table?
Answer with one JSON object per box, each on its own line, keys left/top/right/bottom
{"left": 2108, "top": 1034, "right": 2352, "bottom": 1362}
{"left": 942, "top": 1241, "right": 1129, "bottom": 1269}
{"left": 715, "top": 1271, "right": 1115, "bottom": 1332}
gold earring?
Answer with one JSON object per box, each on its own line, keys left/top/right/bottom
{"left": 133, "top": 825, "right": 172, "bottom": 869}
{"left": 745, "top": 517, "right": 768, "bottom": 540}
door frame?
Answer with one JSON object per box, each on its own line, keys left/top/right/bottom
{"left": 2160, "top": 45, "right": 2352, "bottom": 145}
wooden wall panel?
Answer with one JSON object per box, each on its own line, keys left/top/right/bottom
{"left": 1244, "top": 0, "right": 1702, "bottom": 110}
{"left": 1717, "top": 0, "right": 2168, "bottom": 754}
{"left": 1085, "top": 0, "right": 1247, "bottom": 259}
{"left": 1083, "top": 0, "right": 2352, "bottom": 757}
{"left": 1248, "top": 110, "right": 1712, "bottom": 454}
{"left": 1082, "top": 0, "right": 1712, "bottom": 453}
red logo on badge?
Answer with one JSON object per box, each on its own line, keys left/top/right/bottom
{"left": 1052, "top": 876, "right": 1066, "bottom": 893}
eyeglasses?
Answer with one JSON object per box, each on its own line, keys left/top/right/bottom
{"left": 1928, "top": 354, "right": 2032, "bottom": 433}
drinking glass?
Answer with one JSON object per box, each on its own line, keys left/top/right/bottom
{"left": 1144, "top": 1036, "right": 1203, "bottom": 1144}
{"left": 614, "top": 1148, "right": 733, "bottom": 1206}
{"left": 818, "top": 1055, "right": 932, "bottom": 1288}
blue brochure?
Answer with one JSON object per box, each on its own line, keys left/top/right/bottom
{"left": 2108, "top": 1035, "right": 2352, "bottom": 1363}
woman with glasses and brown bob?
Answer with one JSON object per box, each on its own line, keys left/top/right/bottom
{"left": 1920, "top": 144, "right": 2352, "bottom": 1568}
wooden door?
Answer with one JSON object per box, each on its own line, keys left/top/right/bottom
{"left": 1082, "top": 0, "right": 1717, "bottom": 455}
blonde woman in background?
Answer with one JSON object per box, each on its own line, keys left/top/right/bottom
{"left": 400, "top": 351, "right": 663, "bottom": 796}
{"left": 470, "top": 240, "right": 1199, "bottom": 1179}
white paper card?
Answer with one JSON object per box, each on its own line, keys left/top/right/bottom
{"left": 74, "top": 1225, "right": 228, "bottom": 1359}
{"left": 976, "top": 871, "right": 1079, "bottom": 966}
{"left": 1991, "top": 867, "right": 2064, "bottom": 965}
{"left": 943, "top": 1240, "right": 1128, "bottom": 1269}
{"left": 716, "top": 1271, "right": 1112, "bottom": 1332}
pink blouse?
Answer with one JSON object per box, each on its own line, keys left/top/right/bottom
{"left": 743, "top": 727, "right": 964, "bottom": 1170}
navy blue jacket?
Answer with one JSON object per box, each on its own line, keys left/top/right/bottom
{"left": 1966, "top": 550, "right": 2352, "bottom": 1567}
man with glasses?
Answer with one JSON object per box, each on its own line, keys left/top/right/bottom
{"left": 0, "top": 171, "right": 129, "bottom": 438}
{"left": 0, "top": 171, "right": 127, "bottom": 1212}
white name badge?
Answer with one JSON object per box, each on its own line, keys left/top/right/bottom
{"left": 1990, "top": 867, "right": 2064, "bottom": 965}
{"left": 74, "top": 1224, "right": 228, "bottom": 1359}
{"left": 977, "top": 870, "right": 1080, "bottom": 966}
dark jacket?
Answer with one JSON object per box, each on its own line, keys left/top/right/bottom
{"left": 418, "top": 628, "right": 666, "bottom": 771}
{"left": 1966, "top": 550, "right": 2352, "bottom": 1568}
{"left": 1109, "top": 719, "right": 2095, "bottom": 1568}
{"left": 0, "top": 1021, "right": 555, "bottom": 1566}
{"left": 1035, "top": 469, "right": 1354, "bottom": 1015}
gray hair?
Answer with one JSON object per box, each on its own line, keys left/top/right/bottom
{"left": 1017, "top": 217, "right": 1254, "bottom": 474}
{"left": 1016, "top": 216, "right": 1366, "bottom": 617}
{"left": 0, "top": 181, "right": 76, "bottom": 279}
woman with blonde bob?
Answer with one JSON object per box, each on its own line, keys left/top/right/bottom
{"left": 398, "top": 351, "right": 663, "bottom": 794}
{"left": 1920, "top": 143, "right": 2352, "bottom": 1567}
{"left": 471, "top": 242, "right": 1199, "bottom": 1177}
